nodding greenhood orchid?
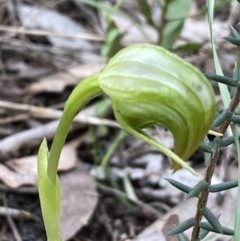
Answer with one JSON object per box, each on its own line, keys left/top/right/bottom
{"left": 38, "top": 44, "right": 216, "bottom": 240}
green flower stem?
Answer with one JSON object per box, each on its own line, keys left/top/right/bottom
{"left": 47, "top": 74, "right": 102, "bottom": 184}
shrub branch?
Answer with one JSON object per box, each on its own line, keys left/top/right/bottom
{"left": 191, "top": 82, "right": 240, "bottom": 240}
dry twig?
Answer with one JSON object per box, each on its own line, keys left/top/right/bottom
{"left": 191, "top": 83, "right": 240, "bottom": 240}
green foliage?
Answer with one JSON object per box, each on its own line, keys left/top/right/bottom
{"left": 168, "top": 218, "right": 197, "bottom": 235}
{"left": 201, "top": 207, "right": 222, "bottom": 234}
{"left": 38, "top": 43, "right": 216, "bottom": 240}
{"left": 38, "top": 139, "right": 62, "bottom": 241}
{"left": 177, "top": 233, "right": 188, "bottom": 241}
{"left": 167, "top": 1, "right": 240, "bottom": 240}
{"left": 35, "top": 1, "right": 240, "bottom": 241}
{"left": 208, "top": 1, "right": 240, "bottom": 240}
{"left": 200, "top": 222, "right": 234, "bottom": 235}
{"left": 158, "top": 0, "right": 191, "bottom": 49}
{"left": 173, "top": 42, "right": 203, "bottom": 53}
{"left": 165, "top": 178, "right": 192, "bottom": 194}
{"left": 101, "top": 19, "right": 122, "bottom": 59}
{"left": 37, "top": 1, "right": 240, "bottom": 240}
{"left": 209, "top": 180, "right": 238, "bottom": 192}
{"left": 137, "top": 0, "right": 155, "bottom": 27}
{"left": 80, "top": 0, "right": 195, "bottom": 52}
{"left": 187, "top": 180, "right": 208, "bottom": 199}
{"left": 205, "top": 73, "right": 238, "bottom": 87}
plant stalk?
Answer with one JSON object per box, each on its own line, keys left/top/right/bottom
{"left": 157, "top": 0, "right": 168, "bottom": 45}
{"left": 191, "top": 82, "right": 240, "bottom": 240}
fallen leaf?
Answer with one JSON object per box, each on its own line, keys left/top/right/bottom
{"left": 17, "top": 4, "right": 92, "bottom": 49}
{"left": 0, "top": 136, "right": 85, "bottom": 188}
{"left": 56, "top": 137, "right": 80, "bottom": 171}
{"left": 59, "top": 161, "right": 98, "bottom": 241}
{"left": 161, "top": 215, "right": 179, "bottom": 241}
{"left": 0, "top": 162, "right": 37, "bottom": 189}
{"left": 26, "top": 64, "right": 104, "bottom": 94}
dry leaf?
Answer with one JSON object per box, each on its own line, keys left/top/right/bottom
{"left": 60, "top": 161, "right": 98, "bottom": 241}
{"left": 17, "top": 4, "right": 92, "bottom": 49}
{"left": 0, "top": 136, "right": 84, "bottom": 188}
{"left": 26, "top": 64, "right": 105, "bottom": 94}
{"left": 0, "top": 161, "right": 37, "bottom": 189}
{"left": 161, "top": 215, "right": 179, "bottom": 241}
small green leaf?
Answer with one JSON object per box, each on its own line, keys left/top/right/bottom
{"left": 123, "top": 173, "right": 138, "bottom": 202}
{"left": 212, "top": 109, "right": 233, "bottom": 127}
{"left": 137, "top": 0, "right": 155, "bottom": 26}
{"left": 38, "top": 139, "right": 62, "bottom": 241}
{"left": 230, "top": 26, "right": 240, "bottom": 40}
{"left": 233, "top": 115, "right": 240, "bottom": 124}
{"left": 202, "top": 207, "right": 222, "bottom": 234}
{"left": 212, "top": 138, "right": 223, "bottom": 153}
{"left": 201, "top": 136, "right": 212, "bottom": 166}
{"left": 200, "top": 222, "right": 234, "bottom": 235}
{"left": 198, "top": 141, "right": 212, "bottom": 153}
{"left": 205, "top": 73, "right": 238, "bottom": 87}
{"left": 187, "top": 180, "right": 208, "bottom": 198}
{"left": 209, "top": 180, "right": 238, "bottom": 192}
{"left": 165, "top": 178, "right": 192, "bottom": 194}
{"left": 199, "top": 214, "right": 220, "bottom": 239}
{"left": 101, "top": 19, "right": 122, "bottom": 59}
{"left": 199, "top": 228, "right": 210, "bottom": 240}
{"left": 224, "top": 36, "right": 240, "bottom": 46}
{"left": 99, "top": 44, "right": 216, "bottom": 173}
{"left": 177, "top": 233, "right": 189, "bottom": 241}
{"left": 173, "top": 42, "right": 203, "bottom": 52}
{"left": 168, "top": 218, "right": 197, "bottom": 235}
{"left": 161, "top": 0, "right": 191, "bottom": 49}
{"left": 221, "top": 135, "right": 240, "bottom": 147}
{"left": 94, "top": 98, "right": 112, "bottom": 117}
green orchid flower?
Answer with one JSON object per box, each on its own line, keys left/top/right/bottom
{"left": 37, "top": 44, "right": 216, "bottom": 240}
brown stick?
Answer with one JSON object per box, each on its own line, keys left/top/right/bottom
{"left": 191, "top": 83, "right": 240, "bottom": 240}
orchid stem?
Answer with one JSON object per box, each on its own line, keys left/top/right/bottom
{"left": 47, "top": 74, "right": 102, "bottom": 184}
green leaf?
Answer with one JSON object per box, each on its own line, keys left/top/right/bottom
{"left": 161, "top": 0, "right": 191, "bottom": 49}
{"left": 168, "top": 218, "right": 197, "bottom": 235}
{"left": 200, "top": 222, "right": 234, "bottom": 235}
{"left": 208, "top": 0, "right": 231, "bottom": 106}
{"left": 202, "top": 137, "right": 211, "bottom": 166}
{"left": 38, "top": 139, "right": 62, "bottom": 241}
{"left": 230, "top": 26, "right": 240, "bottom": 40}
{"left": 101, "top": 19, "right": 122, "bottom": 59}
{"left": 224, "top": 36, "right": 240, "bottom": 46}
{"left": 173, "top": 42, "right": 203, "bottom": 52}
{"left": 209, "top": 180, "right": 238, "bottom": 192}
{"left": 211, "top": 109, "right": 233, "bottom": 127}
{"left": 199, "top": 214, "right": 221, "bottom": 240}
{"left": 165, "top": 178, "right": 192, "bottom": 194}
{"left": 187, "top": 180, "right": 208, "bottom": 198}
{"left": 98, "top": 44, "right": 216, "bottom": 173}
{"left": 137, "top": 0, "right": 155, "bottom": 27}
{"left": 205, "top": 73, "right": 238, "bottom": 87}
{"left": 177, "top": 233, "right": 189, "bottom": 241}
{"left": 198, "top": 141, "right": 212, "bottom": 153}
{"left": 202, "top": 207, "right": 222, "bottom": 234}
